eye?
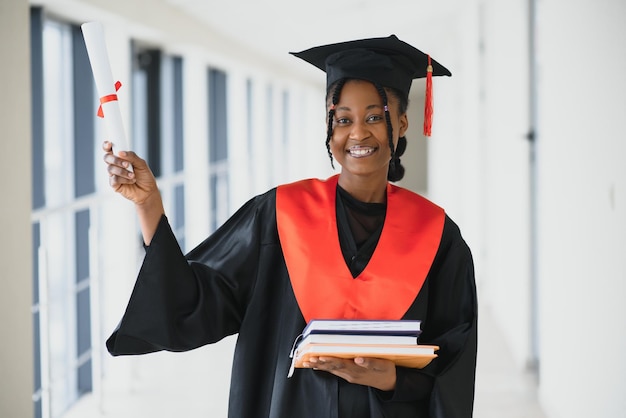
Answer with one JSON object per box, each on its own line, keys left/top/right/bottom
{"left": 367, "top": 114, "right": 384, "bottom": 123}
{"left": 334, "top": 117, "right": 351, "bottom": 125}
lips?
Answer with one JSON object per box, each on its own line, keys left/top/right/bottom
{"left": 348, "top": 145, "right": 377, "bottom": 158}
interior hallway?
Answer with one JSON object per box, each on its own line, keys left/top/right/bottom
{"left": 63, "top": 300, "right": 548, "bottom": 417}
{"left": 473, "top": 302, "right": 547, "bottom": 418}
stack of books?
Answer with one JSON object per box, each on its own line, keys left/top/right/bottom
{"left": 288, "top": 319, "right": 438, "bottom": 377}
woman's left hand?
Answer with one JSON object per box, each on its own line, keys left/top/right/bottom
{"left": 303, "top": 356, "right": 396, "bottom": 391}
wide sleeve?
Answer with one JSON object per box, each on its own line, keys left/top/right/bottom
{"left": 425, "top": 218, "right": 477, "bottom": 417}
{"left": 106, "top": 193, "right": 269, "bottom": 356}
{"left": 380, "top": 216, "right": 477, "bottom": 417}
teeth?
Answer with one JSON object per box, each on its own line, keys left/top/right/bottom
{"left": 349, "top": 147, "right": 375, "bottom": 157}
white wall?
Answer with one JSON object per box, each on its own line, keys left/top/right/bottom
{"left": 424, "top": 0, "right": 626, "bottom": 416}
{"left": 472, "top": 0, "right": 626, "bottom": 417}
{"left": 0, "top": 1, "right": 34, "bottom": 417}
{"left": 478, "top": 0, "right": 535, "bottom": 369}
{"left": 534, "top": 1, "right": 626, "bottom": 417}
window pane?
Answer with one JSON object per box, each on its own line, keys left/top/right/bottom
{"left": 282, "top": 90, "right": 289, "bottom": 145}
{"left": 46, "top": 212, "right": 78, "bottom": 417}
{"left": 75, "top": 209, "right": 92, "bottom": 392}
{"left": 208, "top": 68, "right": 229, "bottom": 232}
{"left": 33, "top": 223, "right": 42, "bottom": 394}
{"left": 78, "top": 359, "right": 93, "bottom": 395}
{"left": 31, "top": 7, "right": 45, "bottom": 210}
{"left": 33, "top": 311, "right": 42, "bottom": 394}
{"left": 173, "top": 57, "right": 184, "bottom": 172}
{"left": 210, "top": 168, "right": 229, "bottom": 232}
{"left": 34, "top": 398, "right": 42, "bottom": 418}
{"left": 174, "top": 184, "right": 185, "bottom": 250}
{"left": 132, "top": 64, "right": 148, "bottom": 162}
{"left": 75, "top": 209, "right": 90, "bottom": 283}
{"left": 174, "top": 184, "right": 185, "bottom": 230}
{"left": 72, "top": 25, "right": 95, "bottom": 198}
{"left": 33, "top": 222, "right": 40, "bottom": 304}
{"left": 246, "top": 79, "right": 253, "bottom": 152}
{"left": 43, "top": 20, "right": 74, "bottom": 207}
{"left": 208, "top": 68, "right": 228, "bottom": 162}
{"left": 132, "top": 46, "right": 162, "bottom": 176}
{"left": 76, "top": 287, "right": 91, "bottom": 358}
{"left": 266, "top": 84, "right": 274, "bottom": 183}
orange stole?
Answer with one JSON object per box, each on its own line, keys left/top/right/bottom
{"left": 276, "top": 175, "right": 445, "bottom": 323}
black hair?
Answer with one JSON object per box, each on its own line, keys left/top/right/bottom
{"left": 325, "top": 79, "right": 409, "bottom": 182}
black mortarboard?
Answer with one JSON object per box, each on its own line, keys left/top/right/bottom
{"left": 290, "top": 34, "right": 451, "bottom": 136}
{"left": 290, "top": 34, "right": 451, "bottom": 97}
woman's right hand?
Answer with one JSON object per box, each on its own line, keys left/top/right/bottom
{"left": 103, "top": 141, "right": 165, "bottom": 245}
{"left": 102, "top": 141, "right": 158, "bottom": 205}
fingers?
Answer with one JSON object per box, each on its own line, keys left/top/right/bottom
{"left": 102, "top": 141, "right": 141, "bottom": 170}
{"left": 304, "top": 356, "right": 352, "bottom": 372}
{"left": 303, "top": 356, "right": 396, "bottom": 390}
{"left": 352, "top": 357, "right": 391, "bottom": 372}
{"left": 104, "top": 153, "right": 134, "bottom": 178}
{"left": 102, "top": 141, "right": 141, "bottom": 163}
{"left": 102, "top": 140, "right": 130, "bottom": 155}
{"left": 102, "top": 141, "right": 113, "bottom": 153}
{"left": 102, "top": 141, "right": 136, "bottom": 188}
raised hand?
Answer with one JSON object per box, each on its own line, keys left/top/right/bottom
{"left": 102, "top": 141, "right": 164, "bottom": 244}
{"left": 102, "top": 141, "right": 158, "bottom": 204}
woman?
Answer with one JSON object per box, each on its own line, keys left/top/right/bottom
{"left": 104, "top": 35, "right": 477, "bottom": 417}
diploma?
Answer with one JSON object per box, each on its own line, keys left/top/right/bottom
{"left": 81, "top": 21, "right": 130, "bottom": 156}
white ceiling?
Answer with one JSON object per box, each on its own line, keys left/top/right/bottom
{"left": 164, "top": 0, "right": 462, "bottom": 68}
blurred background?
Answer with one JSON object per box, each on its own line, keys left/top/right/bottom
{"left": 1, "top": 0, "right": 625, "bottom": 417}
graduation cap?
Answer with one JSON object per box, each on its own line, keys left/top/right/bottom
{"left": 290, "top": 35, "right": 451, "bottom": 136}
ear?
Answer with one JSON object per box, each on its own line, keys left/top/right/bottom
{"left": 398, "top": 113, "right": 409, "bottom": 138}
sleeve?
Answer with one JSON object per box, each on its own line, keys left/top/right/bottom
{"left": 379, "top": 217, "right": 478, "bottom": 417}
{"left": 106, "top": 194, "right": 267, "bottom": 356}
{"left": 425, "top": 225, "right": 477, "bottom": 417}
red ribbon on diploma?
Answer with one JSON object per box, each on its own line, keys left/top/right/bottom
{"left": 97, "top": 80, "right": 122, "bottom": 118}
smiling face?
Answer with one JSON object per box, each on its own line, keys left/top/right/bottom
{"left": 327, "top": 79, "right": 408, "bottom": 189}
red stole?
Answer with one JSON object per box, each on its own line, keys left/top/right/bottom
{"left": 276, "top": 175, "right": 445, "bottom": 323}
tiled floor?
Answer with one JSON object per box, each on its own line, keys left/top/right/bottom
{"left": 64, "top": 305, "right": 548, "bottom": 417}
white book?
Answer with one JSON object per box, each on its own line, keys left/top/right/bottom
{"left": 302, "top": 319, "right": 422, "bottom": 337}
{"left": 297, "top": 333, "right": 419, "bottom": 347}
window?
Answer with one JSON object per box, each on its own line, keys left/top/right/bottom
{"left": 208, "top": 68, "right": 229, "bottom": 231}
{"left": 246, "top": 78, "right": 255, "bottom": 187}
{"left": 132, "top": 45, "right": 186, "bottom": 248}
{"left": 30, "top": 9, "right": 96, "bottom": 417}
{"left": 163, "top": 56, "right": 186, "bottom": 249}
{"left": 132, "top": 46, "right": 161, "bottom": 176}
{"left": 266, "top": 84, "right": 275, "bottom": 185}
{"left": 282, "top": 90, "right": 290, "bottom": 147}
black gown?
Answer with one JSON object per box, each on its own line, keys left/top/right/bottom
{"left": 107, "top": 182, "right": 477, "bottom": 418}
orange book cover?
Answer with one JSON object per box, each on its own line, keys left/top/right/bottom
{"left": 292, "top": 343, "right": 439, "bottom": 369}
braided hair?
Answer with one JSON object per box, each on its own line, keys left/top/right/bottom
{"left": 325, "top": 79, "right": 409, "bottom": 182}
{"left": 325, "top": 78, "right": 347, "bottom": 170}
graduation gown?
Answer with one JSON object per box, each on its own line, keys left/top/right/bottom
{"left": 107, "top": 175, "right": 477, "bottom": 418}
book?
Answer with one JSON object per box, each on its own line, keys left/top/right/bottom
{"left": 296, "top": 333, "right": 419, "bottom": 347}
{"left": 290, "top": 342, "right": 438, "bottom": 371}
{"left": 287, "top": 319, "right": 435, "bottom": 377}
{"left": 301, "top": 319, "right": 422, "bottom": 337}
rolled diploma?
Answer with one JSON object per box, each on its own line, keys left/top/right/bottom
{"left": 81, "top": 21, "right": 130, "bottom": 156}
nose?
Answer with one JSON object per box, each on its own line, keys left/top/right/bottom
{"left": 349, "top": 121, "right": 370, "bottom": 141}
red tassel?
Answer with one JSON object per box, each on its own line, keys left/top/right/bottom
{"left": 423, "top": 56, "right": 433, "bottom": 137}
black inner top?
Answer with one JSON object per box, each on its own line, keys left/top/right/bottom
{"left": 336, "top": 185, "right": 386, "bottom": 278}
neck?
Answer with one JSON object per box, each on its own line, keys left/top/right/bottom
{"left": 337, "top": 173, "right": 388, "bottom": 203}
